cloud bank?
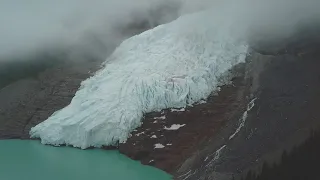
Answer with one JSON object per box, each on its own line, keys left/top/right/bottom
{"left": 0, "top": 0, "right": 319, "bottom": 62}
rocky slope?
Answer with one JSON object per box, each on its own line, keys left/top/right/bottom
{"left": 0, "top": 60, "right": 101, "bottom": 139}
{"left": 173, "top": 30, "right": 320, "bottom": 180}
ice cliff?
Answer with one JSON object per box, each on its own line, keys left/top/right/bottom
{"left": 30, "top": 10, "right": 248, "bottom": 149}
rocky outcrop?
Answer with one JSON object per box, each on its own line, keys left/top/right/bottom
{"left": 0, "top": 61, "right": 101, "bottom": 139}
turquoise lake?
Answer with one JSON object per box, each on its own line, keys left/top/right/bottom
{"left": 0, "top": 140, "right": 171, "bottom": 180}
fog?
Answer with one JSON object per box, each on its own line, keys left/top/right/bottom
{"left": 0, "top": 0, "right": 181, "bottom": 61}
{"left": 0, "top": 0, "right": 320, "bottom": 62}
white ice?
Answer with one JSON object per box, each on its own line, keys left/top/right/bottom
{"left": 150, "top": 135, "right": 157, "bottom": 138}
{"left": 154, "top": 115, "right": 166, "bottom": 120}
{"left": 135, "top": 132, "right": 145, "bottom": 137}
{"left": 197, "top": 100, "right": 207, "bottom": 104}
{"left": 154, "top": 143, "right": 165, "bottom": 149}
{"left": 164, "top": 124, "right": 186, "bottom": 130}
{"left": 170, "top": 108, "right": 186, "bottom": 112}
{"left": 30, "top": 9, "right": 248, "bottom": 149}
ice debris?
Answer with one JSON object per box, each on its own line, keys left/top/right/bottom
{"left": 197, "top": 100, "right": 207, "bottom": 104}
{"left": 135, "top": 132, "right": 145, "bottom": 137}
{"left": 170, "top": 108, "right": 186, "bottom": 112}
{"left": 154, "top": 143, "right": 165, "bottom": 149}
{"left": 164, "top": 124, "right": 186, "bottom": 130}
{"left": 151, "top": 135, "right": 157, "bottom": 138}
{"left": 154, "top": 115, "right": 166, "bottom": 120}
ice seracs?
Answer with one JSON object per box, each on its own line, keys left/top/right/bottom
{"left": 30, "top": 9, "right": 248, "bottom": 149}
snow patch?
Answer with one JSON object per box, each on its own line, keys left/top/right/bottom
{"left": 229, "top": 98, "right": 256, "bottom": 140}
{"left": 178, "top": 170, "right": 197, "bottom": 180}
{"left": 153, "top": 115, "right": 166, "bottom": 120}
{"left": 164, "top": 124, "right": 186, "bottom": 130}
{"left": 205, "top": 145, "right": 226, "bottom": 167}
{"left": 154, "top": 143, "right": 165, "bottom": 149}
{"left": 30, "top": 9, "right": 248, "bottom": 149}
{"left": 135, "top": 132, "right": 145, "bottom": 137}
{"left": 150, "top": 135, "right": 157, "bottom": 138}
{"left": 170, "top": 108, "right": 186, "bottom": 112}
{"left": 197, "top": 100, "right": 207, "bottom": 104}
{"left": 204, "top": 156, "right": 209, "bottom": 161}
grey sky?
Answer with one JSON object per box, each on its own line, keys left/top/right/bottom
{"left": 0, "top": 0, "right": 319, "bottom": 61}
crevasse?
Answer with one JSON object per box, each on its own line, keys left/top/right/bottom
{"left": 30, "top": 10, "right": 248, "bottom": 149}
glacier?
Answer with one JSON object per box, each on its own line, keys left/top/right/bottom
{"left": 30, "top": 10, "right": 248, "bottom": 149}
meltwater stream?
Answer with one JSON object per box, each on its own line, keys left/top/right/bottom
{"left": 0, "top": 140, "right": 171, "bottom": 180}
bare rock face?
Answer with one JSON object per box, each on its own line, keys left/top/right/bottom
{"left": 0, "top": 61, "right": 101, "bottom": 139}
{"left": 174, "top": 31, "right": 320, "bottom": 180}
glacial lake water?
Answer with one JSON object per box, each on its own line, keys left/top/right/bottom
{"left": 0, "top": 140, "right": 171, "bottom": 180}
